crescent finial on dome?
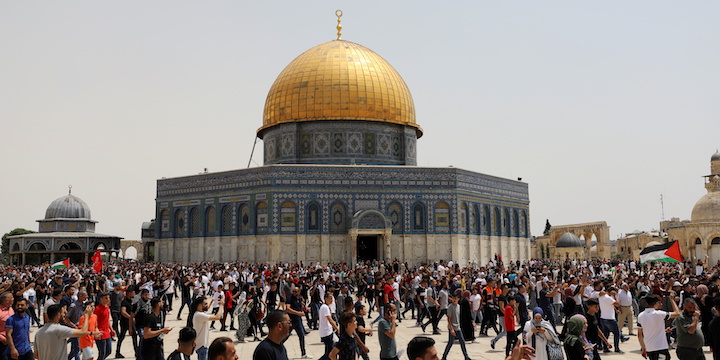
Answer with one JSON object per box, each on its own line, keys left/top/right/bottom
{"left": 336, "top": 10, "right": 343, "bottom": 40}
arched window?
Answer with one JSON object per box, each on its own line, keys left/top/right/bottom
{"left": 221, "top": 205, "right": 233, "bottom": 235}
{"left": 520, "top": 210, "right": 527, "bottom": 237}
{"left": 503, "top": 208, "right": 511, "bottom": 236}
{"left": 174, "top": 209, "right": 186, "bottom": 237}
{"left": 189, "top": 207, "right": 200, "bottom": 236}
{"left": 513, "top": 209, "right": 519, "bottom": 237}
{"left": 239, "top": 204, "right": 250, "bottom": 234}
{"left": 713, "top": 237, "right": 720, "bottom": 245}
{"left": 29, "top": 243, "right": 47, "bottom": 251}
{"left": 493, "top": 207, "right": 501, "bottom": 236}
{"left": 696, "top": 238, "right": 703, "bottom": 245}
{"left": 483, "top": 205, "right": 490, "bottom": 235}
{"left": 160, "top": 209, "right": 170, "bottom": 239}
{"left": 469, "top": 205, "right": 477, "bottom": 234}
{"left": 459, "top": 203, "right": 467, "bottom": 233}
{"left": 307, "top": 202, "right": 320, "bottom": 232}
{"left": 205, "top": 207, "right": 216, "bottom": 236}
{"left": 412, "top": 202, "right": 425, "bottom": 232}
{"left": 388, "top": 202, "right": 403, "bottom": 233}
{"left": 256, "top": 202, "right": 268, "bottom": 234}
{"left": 281, "top": 201, "right": 297, "bottom": 233}
{"left": 330, "top": 202, "right": 346, "bottom": 233}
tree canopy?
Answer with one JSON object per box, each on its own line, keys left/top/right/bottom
{"left": 1, "top": 228, "right": 35, "bottom": 262}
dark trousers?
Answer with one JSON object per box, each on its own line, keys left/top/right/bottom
{"left": 11, "top": 351, "right": 34, "bottom": 360}
{"left": 111, "top": 311, "right": 120, "bottom": 337}
{"left": 68, "top": 337, "right": 80, "bottom": 360}
{"left": 290, "top": 319, "right": 307, "bottom": 356}
{"left": 177, "top": 297, "right": 191, "bottom": 318}
{"left": 648, "top": 349, "right": 671, "bottom": 360}
{"left": 319, "top": 334, "right": 334, "bottom": 360}
{"left": 0, "top": 344, "right": 7, "bottom": 360}
{"left": 506, "top": 329, "right": 520, "bottom": 356}
{"left": 676, "top": 346, "right": 704, "bottom": 360}
{"left": 96, "top": 338, "right": 111, "bottom": 360}
{"left": 600, "top": 318, "right": 621, "bottom": 350}
{"left": 423, "top": 306, "right": 439, "bottom": 332}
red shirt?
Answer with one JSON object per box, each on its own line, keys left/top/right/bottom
{"left": 504, "top": 305, "right": 515, "bottom": 331}
{"left": 224, "top": 290, "right": 234, "bottom": 309}
{"left": 94, "top": 304, "right": 112, "bottom": 339}
{"left": 383, "top": 284, "right": 395, "bottom": 301}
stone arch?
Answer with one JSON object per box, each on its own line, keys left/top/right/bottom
{"left": 352, "top": 209, "right": 392, "bottom": 230}
{"left": 709, "top": 236, "right": 720, "bottom": 264}
{"left": 28, "top": 242, "right": 47, "bottom": 251}
{"left": 548, "top": 221, "right": 610, "bottom": 259}
{"left": 58, "top": 241, "right": 82, "bottom": 250}
{"left": 124, "top": 246, "right": 138, "bottom": 260}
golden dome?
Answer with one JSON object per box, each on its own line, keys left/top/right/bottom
{"left": 259, "top": 40, "right": 421, "bottom": 137}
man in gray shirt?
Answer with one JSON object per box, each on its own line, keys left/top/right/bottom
{"left": 673, "top": 298, "right": 705, "bottom": 360}
{"left": 440, "top": 290, "right": 471, "bottom": 360}
{"left": 436, "top": 280, "right": 449, "bottom": 332}
{"left": 378, "top": 304, "right": 398, "bottom": 360}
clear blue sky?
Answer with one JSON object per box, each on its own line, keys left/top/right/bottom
{"left": 1, "top": 1, "right": 718, "bottom": 243}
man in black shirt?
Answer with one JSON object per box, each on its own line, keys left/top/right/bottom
{"left": 253, "top": 310, "right": 291, "bottom": 360}
{"left": 516, "top": 284, "right": 529, "bottom": 330}
{"left": 177, "top": 275, "right": 193, "bottom": 321}
{"left": 285, "top": 288, "right": 310, "bottom": 358}
{"left": 585, "top": 298, "right": 611, "bottom": 359}
{"left": 167, "top": 327, "right": 196, "bottom": 360}
{"left": 118, "top": 287, "right": 136, "bottom": 359}
{"left": 135, "top": 289, "right": 152, "bottom": 358}
{"left": 142, "top": 297, "right": 172, "bottom": 360}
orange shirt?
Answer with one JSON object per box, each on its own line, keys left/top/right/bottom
{"left": 78, "top": 314, "right": 98, "bottom": 349}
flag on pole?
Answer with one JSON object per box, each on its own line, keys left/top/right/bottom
{"left": 640, "top": 240, "right": 683, "bottom": 264}
{"left": 51, "top": 259, "right": 70, "bottom": 269}
{"left": 91, "top": 250, "right": 103, "bottom": 273}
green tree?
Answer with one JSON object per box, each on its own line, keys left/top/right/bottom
{"left": 2, "top": 228, "right": 34, "bottom": 264}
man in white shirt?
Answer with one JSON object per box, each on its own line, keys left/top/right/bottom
{"left": 192, "top": 296, "right": 223, "bottom": 360}
{"left": 318, "top": 293, "right": 338, "bottom": 360}
{"left": 599, "top": 288, "right": 627, "bottom": 353}
{"left": 638, "top": 293, "right": 681, "bottom": 360}
{"left": 617, "top": 283, "right": 635, "bottom": 336}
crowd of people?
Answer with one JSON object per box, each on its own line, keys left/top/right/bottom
{"left": 1, "top": 257, "right": 719, "bottom": 360}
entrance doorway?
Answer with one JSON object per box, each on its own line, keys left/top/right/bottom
{"left": 357, "top": 235, "right": 378, "bottom": 261}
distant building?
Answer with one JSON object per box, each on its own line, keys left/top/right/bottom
{"left": 150, "top": 21, "right": 531, "bottom": 265}
{"left": 7, "top": 190, "right": 122, "bottom": 265}
{"left": 533, "top": 221, "right": 611, "bottom": 260}
{"left": 666, "top": 151, "right": 720, "bottom": 265}
{"left": 615, "top": 231, "right": 665, "bottom": 260}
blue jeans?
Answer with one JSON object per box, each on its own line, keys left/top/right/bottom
{"left": 96, "top": 338, "right": 111, "bottom": 360}
{"left": 492, "top": 315, "right": 507, "bottom": 343}
{"left": 601, "top": 318, "right": 621, "bottom": 349}
{"left": 442, "top": 329, "right": 471, "bottom": 360}
{"left": 319, "top": 334, "right": 334, "bottom": 360}
{"left": 68, "top": 337, "right": 80, "bottom": 360}
{"left": 196, "top": 346, "right": 208, "bottom": 360}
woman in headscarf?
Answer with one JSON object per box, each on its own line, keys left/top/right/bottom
{"left": 523, "top": 307, "right": 560, "bottom": 360}
{"left": 695, "top": 284, "right": 712, "bottom": 346}
{"left": 564, "top": 316, "right": 591, "bottom": 360}
{"left": 234, "top": 284, "right": 251, "bottom": 343}
{"left": 459, "top": 290, "right": 475, "bottom": 343}
{"left": 559, "top": 287, "right": 577, "bottom": 341}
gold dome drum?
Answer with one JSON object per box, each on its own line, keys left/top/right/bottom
{"left": 259, "top": 40, "right": 421, "bottom": 137}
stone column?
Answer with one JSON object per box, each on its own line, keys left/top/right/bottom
{"left": 383, "top": 229, "right": 392, "bottom": 261}
{"left": 349, "top": 230, "right": 358, "bottom": 265}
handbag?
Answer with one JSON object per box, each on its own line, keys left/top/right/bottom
{"left": 546, "top": 341, "right": 565, "bottom": 360}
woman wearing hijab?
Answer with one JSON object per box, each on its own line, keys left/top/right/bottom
{"left": 523, "top": 307, "right": 561, "bottom": 360}
{"left": 459, "top": 290, "right": 475, "bottom": 343}
{"left": 694, "top": 284, "right": 712, "bottom": 346}
{"left": 559, "top": 287, "right": 577, "bottom": 341}
{"left": 564, "top": 316, "right": 591, "bottom": 360}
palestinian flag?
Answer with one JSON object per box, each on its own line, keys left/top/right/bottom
{"left": 640, "top": 241, "right": 683, "bottom": 264}
{"left": 51, "top": 259, "right": 70, "bottom": 269}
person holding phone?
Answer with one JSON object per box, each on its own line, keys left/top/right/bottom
{"left": 523, "top": 307, "right": 560, "bottom": 360}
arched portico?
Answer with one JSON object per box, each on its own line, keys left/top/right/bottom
{"left": 349, "top": 209, "right": 392, "bottom": 264}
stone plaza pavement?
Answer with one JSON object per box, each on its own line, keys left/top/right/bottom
{"left": 29, "top": 310, "right": 697, "bottom": 360}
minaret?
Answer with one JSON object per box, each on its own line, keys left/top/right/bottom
{"left": 705, "top": 150, "right": 720, "bottom": 193}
